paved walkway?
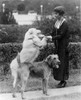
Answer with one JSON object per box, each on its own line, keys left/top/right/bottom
{"left": 0, "top": 86, "right": 81, "bottom": 100}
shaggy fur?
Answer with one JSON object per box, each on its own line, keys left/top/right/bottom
{"left": 10, "top": 54, "right": 60, "bottom": 99}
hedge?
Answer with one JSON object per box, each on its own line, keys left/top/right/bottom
{"left": 0, "top": 43, "right": 22, "bottom": 63}
{"left": 0, "top": 43, "right": 22, "bottom": 75}
{"left": 0, "top": 25, "right": 34, "bottom": 43}
{"left": 0, "top": 17, "right": 81, "bottom": 43}
{"left": 69, "top": 42, "right": 81, "bottom": 69}
{"left": 0, "top": 42, "right": 81, "bottom": 75}
{"left": 0, "top": 43, "right": 55, "bottom": 63}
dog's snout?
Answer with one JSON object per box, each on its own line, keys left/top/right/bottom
{"left": 58, "top": 60, "right": 61, "bottom": 65}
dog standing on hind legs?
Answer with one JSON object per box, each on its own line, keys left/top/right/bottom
{"left": 10, "top": 53, "right": 60, "bottom": 99}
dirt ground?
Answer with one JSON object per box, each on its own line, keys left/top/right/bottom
{"left": 35, "top": 93, "right": 81, "bottom": 100}
{"left": 0, "top": 69, "right": 81, "bottom": 93}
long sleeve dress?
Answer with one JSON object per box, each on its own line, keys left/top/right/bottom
{"left": 51, "top": 18, "right": 70, "bottom": 81}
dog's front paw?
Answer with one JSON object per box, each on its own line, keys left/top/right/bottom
{"left": 45, "top": 93, "right": 49, "bottom": 96}
{"left": 43, "top": 91, "right": 49, "bottom": 96}
{"left": 21, "top": 94, "right": 25, "bottom": 100}
{"left": 12, "top": 93, "right": 16, "bottom": 98}
{"left": 22, "top": 96, "right": 26, "bottom": 100}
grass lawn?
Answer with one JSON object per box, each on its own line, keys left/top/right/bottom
{"left": 0, "top": 68, "right": 81, "bottom": 93}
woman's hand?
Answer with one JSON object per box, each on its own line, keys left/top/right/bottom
{"left": 46, "top": 36, "right": 52, "bottom": 42}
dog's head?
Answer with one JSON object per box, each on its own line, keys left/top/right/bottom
{"left": 45, "top": 54, "right": 60, "bottom": 68}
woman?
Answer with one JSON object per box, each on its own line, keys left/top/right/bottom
{"left": 51, "top": 6, "right": 69, "bottom": 88}
{"left": 19, "top": 28, "right": 47, "bottom": 63}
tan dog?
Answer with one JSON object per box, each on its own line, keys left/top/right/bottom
{"left": 10, "top": 54, "right": 60, "bottom": 99}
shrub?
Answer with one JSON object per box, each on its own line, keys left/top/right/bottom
{"left": 0, "top": 8, "right": 17, "bottom": 24}
{"left": 0, "top": 43, "right": 55, "bottom": 63}
{"left": 0, "top": 43, "right": 55, "bottom": 75}
{"left": 0, "top": 25, "right": 19, "bottom": 43}
{"left": 17, "top": 3, "right": 25, "bottom": 12}
{"left": 37, "top": 18, "right": 56, "bottom": 36}
{"left": 0, "top": 15, "right": 80, "bottom": 43}
{"left": 0, "top": 42, "right": 81, "bottom": 75}
{"left": 0, "top": 25, "right": 32, "bottom": 43}
{"left": 37, "top": 17, "right": 81, "bottom": 42}
{"left": 67, "top": 16, "right": 81, "bottom": 42}
{"left": 0, "top": 43, "right": 22, "bottom": 63}
{"left": 69, "top": 42, "right": 81, "bottom": 69}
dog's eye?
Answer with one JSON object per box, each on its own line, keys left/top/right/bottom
{"left": 53, "top": 58, "right": 56, "bottom": 60}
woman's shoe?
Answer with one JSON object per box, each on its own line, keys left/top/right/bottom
{"left": 56, "top": 81, "right": 67, "bottom": 88}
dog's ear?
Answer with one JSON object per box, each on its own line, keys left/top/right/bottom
{"left": 46, "top": 55, "right": 52, "bottom": 65}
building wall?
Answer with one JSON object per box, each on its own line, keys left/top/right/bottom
{"left": 13, "top": 12, "right": 41, "bottom": 25}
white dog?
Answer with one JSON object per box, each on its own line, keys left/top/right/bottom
{"left": 20, "top": 28, "right": 48, "bottom": 63}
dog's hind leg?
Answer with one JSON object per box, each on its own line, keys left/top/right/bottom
{"left": 20, "top": 70, "right": 29, "bottom": 99}
{"left": 12, "top": 72, "right": 17, "bottom": 98}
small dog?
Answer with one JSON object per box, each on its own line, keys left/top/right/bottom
{"left": 10, "top": 54, "right": 60, "bottom": 99}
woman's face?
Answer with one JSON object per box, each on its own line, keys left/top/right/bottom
{"left": 52, "top": 12, "right": 61, "bottom": 20}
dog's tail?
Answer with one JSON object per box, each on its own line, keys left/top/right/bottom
{"left": 16, "top": 53, "right": 21, "bottom": 67}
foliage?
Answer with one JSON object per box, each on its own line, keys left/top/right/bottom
{"left": 0, "top": 13, "right": 80, "bottom": 43}
{"left": 67, "top": 14, "right": 81, "bottom": 42}
{"left": 0, "top": 8, "right": 17, "bottom": 24}
{"left": 0, "top": 0, "right": 79, "bottom": 15}
{"left": 0, "top": 43, "right": 22, "bottom": 75}
{"left": 0, "top": 43, "right": 55, "bottom": 63}
{"left": 0, "top": 25, "right": 19, "bottom": 43}
{"left": 69, "top": 43, "right": 81, "bottom": 69}
{"left": 0, "top": 43, "right": 22, "bottom": 63}
{"left": 37, "top": 16, "right": 81, "bottom": 42}
{"left": 36, "top": 43, "right": 55, "bottom": 61}
{"left": 0, "top": 42, "right": 81, "bottom": 68}
{"left": 38, "top": 18, "right": 56, "bottom": 36}
{"left": 17, "top": 3, "right": 25, "bottom": 11}
{"left": 0, "top": 25, "right": 32, "bottom": 43}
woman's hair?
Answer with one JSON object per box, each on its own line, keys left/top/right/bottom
{"left": 54, "top": 6, "right": 65, "bottom": 16}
